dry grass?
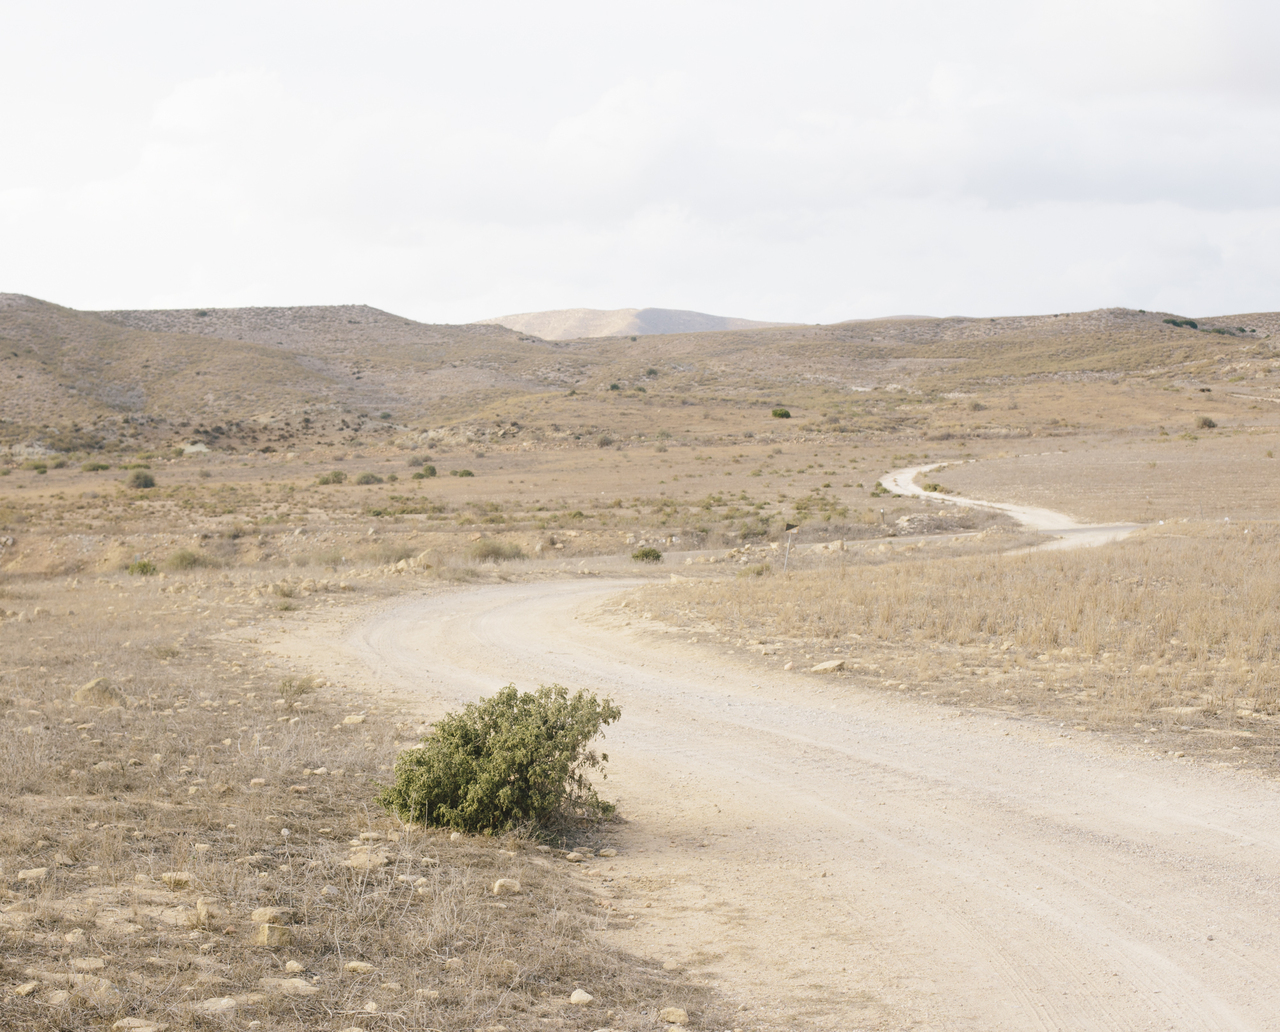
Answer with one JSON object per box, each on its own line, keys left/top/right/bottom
{"left": 635, "top": 521, "right": 1280, "bottom": 757}
{"left": 0, "top": 575, "right": 732, "bottom": 1031}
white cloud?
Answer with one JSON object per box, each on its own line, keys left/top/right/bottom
{"left": 0, "top": 1, "right": 1277, "bottom": 321}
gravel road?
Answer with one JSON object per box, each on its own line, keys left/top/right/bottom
{"left": 291, "top": 575, "right": 1280, "bottom": 1031}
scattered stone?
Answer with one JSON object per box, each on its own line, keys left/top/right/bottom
{"left": 570, "top": 989, "right": 594, "bottom": 1006}
{"left": 191, "top": 997, "right": 237, "bottom": 1017}
{"left": 112, "top": 1020, "right": 169, "bottom": 1032}
{"left": 450, "top": 831, "right": 462, "bottom": 841}
{"left": 358, "top": 831, "right": 384, "bottom": 841}
{"left": 260, "top": 977, "right": 320, "bottom": 996}
{"left": 250, "top": 906, "right": 295, "bottom": 925}
{"left": 72, "top": 958, "right": 106, "bottom": 972}
{"left": 74, "top": 678, "right": 125, "bottom": 708}
{"left": 363, "top": 1000, "right": 378, "bottom": 1012}
{"left": 783, "top": 661, "right": 794, "bottom": 670}
{"left": 598, "top": 848, "right": 618, "bottom": 857}
{"left": 415, "top": 989, "right": 440, "bottom": 999}
{"left": 47, "top": 989, "right": 72, "bottom": 1006}
{"left": 810, "top": 659, "right": 845, "bottom": 673}
{"left": 160, "top": 872, "right": 192, "bottom": 889}
{"left": 344, "top": 961, "right": 375, "bottom": 973}
{"left": 93, "top": 760, "right": 122, "bottom": 773}
{"left": 492, "top": 878, "right": 522, "bottom": 895}
{"left": 251, "top": 923, "right": 292, "bottom": 948}
{"left": 342, "top": 850, "right": 389, "bottom": 871}
{"left": 64, "top": 928, "right": 86, "bottom": 944}
{"left": 662, "top": 960, "right": 681, "bottom": 971}
{"left": 13, "top": 981, "right": 39, "bottom": 997}
{"left": 659, "top": 1007, "right": 689, "bottom": 1025}
{"left": 288, "top": 784, "right": 309, "bottom": 794}
{"left": 342, "top": 714, "right": 366, "bottom": 725}
{"left": 196, "top": 899, "right": 228, "bottom": 927}
{"left": 285, "top": 960, "right": 305, "bottom": 973}
{"left": 249, "top": 778, "right": 266, "bottom": 787}
{"left": 444, "top": 957, "right": 464, "bottom": 971}
{"left": 565, "top": 852, "right": 584, "bottom": 863}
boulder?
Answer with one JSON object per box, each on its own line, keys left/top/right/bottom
{"left": 810, "top": 660, "right": 845, "bottom": 673}
{"left": 74, "top": 678, "right": 125, "bottom": 708}
{"left": 570, "top": 989, "right": 594, "bottom": 1005}
{"left": 251, "top": 923, "right": 292, "bottom": 948}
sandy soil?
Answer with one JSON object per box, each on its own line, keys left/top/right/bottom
{"left": 263, "top": 577, "right": 1280, "bottom": 1032}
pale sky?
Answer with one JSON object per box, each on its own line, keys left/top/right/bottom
{"left": 2, "top": 1, "right": 1277, "bottom": 323}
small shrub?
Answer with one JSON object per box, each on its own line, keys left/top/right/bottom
{"left": 127, "top": 560, "right": 157, "bottom": 576}
{"left": 968, "top": 400, "right": 986, "bottom": 411}
{"left": 407, "top": 454, "right": 424, "bottom": 467}
{"left": 128, "top": 470, "right": 156, "bottom": 489}
{"left": 164, "top": 548, "right": 215, "bottom": 571}
{"left": 412, "top": 465, "right": 438, "bottom": 479}
{"left": 272, "top": 582, "right": 297, "bottom": 598}
{"left": 646, "top": 367, "right": 658, "bottom": 376}
{"left": 451, "top": 469, "right": 474, "bottom": 477}
{"left": 597, "top": 435, "right": 614, "bottom": 448}
{"left": 609, "top": 383, "right": 621, "bottom": 391}
{"left": 81, "top": 462, "right": 110, "bottom": 472}
{"left": 317, "top": 470, "right": 348, "bottom": 485}
{"left": 355, "top": 472, "right": 383, "bottom": 485}
{"left": 471, "top": 539, "right": 525, "bottom": 562}
{"left": 1163, "top": 317, "right": 1198, "bottom": 329}
{"left": 771, "top": 408, "right": 791, "bottom": 419}
{"left": 738, "top": 563, "right": 771, "bottom": 577}
{"left": 1195, "top": 416, "right": 1217, "bottom": 429}
{"left": 280, "top": 675, "right": 319, "bottom": 706}
{"left": 377, "top": 683, "right": 621, "bottom": 833}
{"left": 632, "top": 546, "right": 663, "bottom": 563}
{"left": 379, "top": 411, "right": 392, "bottom": 420}
{"left": 921, "top": 482, "right": 951, "bottom": 493}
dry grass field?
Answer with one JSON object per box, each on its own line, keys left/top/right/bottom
{"left": 4, "top": 293, "right": 1280, "bottom": 1028}
{"left": 0, "top": 571, "right": 732, "bottom": 1031}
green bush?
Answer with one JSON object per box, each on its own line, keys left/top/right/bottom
{"left": 127, "top": 560, "right": 157, "bottom": 576}
{"left": 377, "top": 683, "right": 621, "bottom": 833}
{"left": 450, "top": 469, "right": 474, "bottom": 477}
{"left": 632, "top": 546, "right": 663, "bottom": 563}
{"left": 771, "top": 407, "right": 791, "bottom": 419}
{"left": 164, "top": 548, "right": 214, "bottom": 571}
{"left": 411, "top": 465, "right": 438, "bottom": 479}
{"left": 81, "top": 462, "right": 110, "bottom": 472}
{"left": 317, "top": 470, "right": 348, "bottom": 485}
{"left": 609, "top": 383, "right": 621, "bottom": 391}
{"left": 472, "top": 539, "right": 525, "bottom": 562}
{"left": 128, "top": 470, "right": 156, "bottom": 489}
{"left": 355, "top": 472, "right": 383, "bottom": 485}
{"left": 1163, "top": 317, "right": 1198, "bottom": 329}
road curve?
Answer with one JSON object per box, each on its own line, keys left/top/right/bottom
{"left": 881, "top": 463, "right": 1141, "bottom": 549}
{"left": 308, "top": 577, "right": 1280, "bottom": 1031}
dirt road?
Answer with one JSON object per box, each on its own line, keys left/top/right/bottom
{"left": 881, "top": 463, "right": 1141, "bottom": 549}
{"left": 273, "top": 576, "right": 1280, "bottom": 1031}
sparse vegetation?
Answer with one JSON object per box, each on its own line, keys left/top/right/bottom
{"left": 126, "top": 558, "right": 157, "bottom": 575}
{"left": 772, "top": 407, "right": 791, "bottom": 418}
{"left": 1196, "top": 415, "right": 1217, "bottom": 428}
{"left": 317, "top": 470, "right": 348, "bottom": 484}
{"left": 632, "top": 546, "right": 663, "bottom": 563}
{"left": 378, "top": 684, "right": 621, "bottom": 832}
{"left": 355, "top": 471, "right": 384, "bottom": 484}
{"left": 471, "top": 538, "right": 525, "bottom": 562}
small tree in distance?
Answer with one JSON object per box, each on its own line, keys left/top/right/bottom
{"left": 378, "top": 684, "right": 621, "bottom": 833}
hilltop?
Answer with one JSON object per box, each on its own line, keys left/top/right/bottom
{"left": 476, "top": 306, "right": 788, "bottom": 339}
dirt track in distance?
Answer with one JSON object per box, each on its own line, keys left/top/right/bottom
{"left": 271, "top": 575, "right": 1280, "bottom": 1031}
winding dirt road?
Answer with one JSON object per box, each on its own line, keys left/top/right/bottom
{"left": 881, "top": 463, "right": 1141, "bottom": 549}
{"left": 273, "top": 567, "right": 1280, "bottom": 1031}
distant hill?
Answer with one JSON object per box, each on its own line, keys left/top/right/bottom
{"left": 477, "top": 307, "right": 789, "bottom": 340}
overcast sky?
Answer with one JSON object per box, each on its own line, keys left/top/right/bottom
{"left": 2, "top": 1, "right": 1277, "bottom": 323}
